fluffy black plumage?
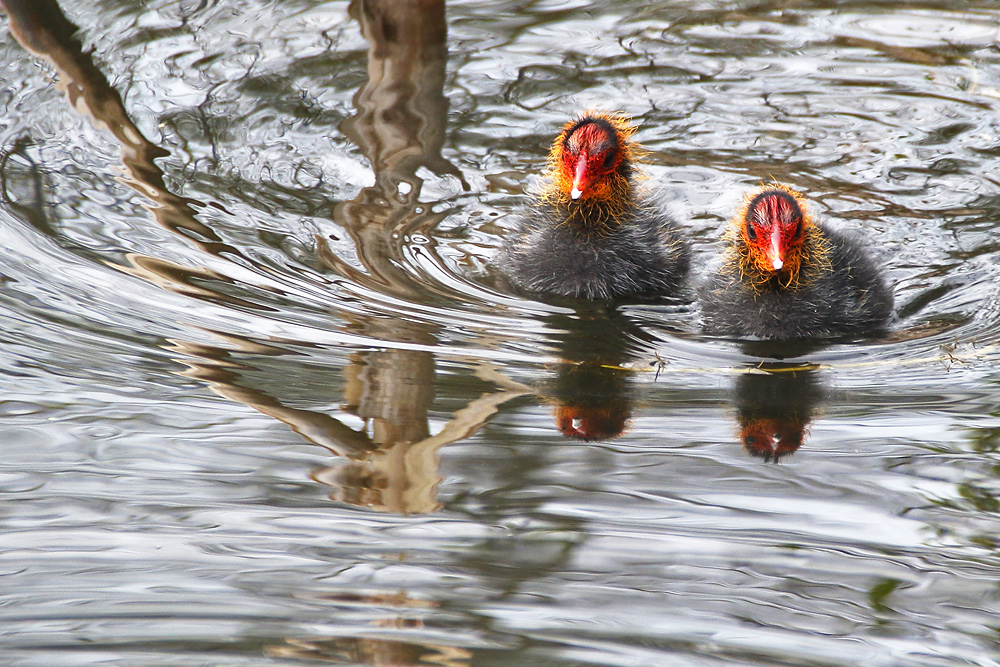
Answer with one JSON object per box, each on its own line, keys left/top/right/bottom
{"left": 501, "top": 196, "right": 690, "bottom": 301}
{"left": 701, "top": 225, "right": 893, "bottom": 339}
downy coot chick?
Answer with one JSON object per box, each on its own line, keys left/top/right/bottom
{"left": 701, "top": 185, "right": 893, "bottom": 339}
{"left": 501, "top": 112, "right": 689, "bottom": 300}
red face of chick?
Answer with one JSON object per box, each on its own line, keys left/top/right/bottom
{"left": 743, "top": 190, "right": 806, "bottom": 273}
{"left": 558, "top": 118, "right": 622, "bottom": 201}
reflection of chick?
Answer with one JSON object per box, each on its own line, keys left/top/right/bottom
{"left": 554, "top": 366, "right": 632, "bottom": 441}
{"left": 502, "top": 112, "right": 689, "bottom": 300}
{"left": 734, "top": 366, "right": 821, "bottom": 462}
{"left": 740, "top": 416, "right": 807, "bottom": 462}
{"left": 545, "top": 309, "right": 643, "bottom": 441}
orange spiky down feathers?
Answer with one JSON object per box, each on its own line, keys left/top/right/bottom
{"left": 540, "top": 112, "right": 644, "bottom": 233}
{"left": 725, "top": 184, "right": 832, "bottom": 291}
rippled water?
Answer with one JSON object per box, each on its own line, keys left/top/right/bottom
{"left": 2, "top": 0, "right": 1000, "bottom": 664}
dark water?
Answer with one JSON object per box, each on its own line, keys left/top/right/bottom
{"left": 1, "top": 0, "right": 1000, "bottom": 665}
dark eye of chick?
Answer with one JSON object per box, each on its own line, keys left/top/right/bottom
{"left": 601, "top": 148, "right": 616, "bottom": 170}
{"left": 746, "top": 222, "right": 757, "bottom": 241}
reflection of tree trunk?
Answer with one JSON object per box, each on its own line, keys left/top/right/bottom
{"left": 344, "top": 347, "right": 434, "bottom": 446}
{"left": 330, "top": 0, "right": 463, "bottom": 295}
{"left": 4, "top": 1, "right": 479, "bottom": 662}
{"left": 342, "top": 0, "right": 459, "bottom": 192}
{"left": 2, "top": 0, "right": 503, "bottom": 522}
{"left": 313, "top": 0, "right": 464, "bottom": 515}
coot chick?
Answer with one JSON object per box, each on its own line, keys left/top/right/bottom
{"left": 701, "top": 185, "right": 893, "bottom": 339}
{"left": 501, "top": 112, "right": 689, "bottom": 300}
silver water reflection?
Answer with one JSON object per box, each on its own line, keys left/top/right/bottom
{"left": 3, "top": 0, "right": 487, "bottom": 663}
{"left": 3, "top": 1, "right": 1000, "bottom": 666}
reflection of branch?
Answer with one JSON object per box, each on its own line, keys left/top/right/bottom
{"left": 393, "top": 384, "right": 534, "bottom": 508}
{"left": 3, "top": 0, "right": 167, "bottom": 165}
{"left": 170, "top": 336, "right": 527, "bottom": 514}
{"left": 173, "top": 338, "right": 378, "bottom": 456}
{"left": 474, "top": 363, "right": 535, "bottom": 394}
{"left": 121, "top": 254, "right": 275, "bottom": 311}
{"left": 432, "top": 385, "right": 533, "bottom": 443}
{"left": 1, "top": 0, "right": 274, "bottom": 267}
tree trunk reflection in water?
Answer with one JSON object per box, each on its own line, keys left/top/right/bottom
{"left": 0, "top": 0, "right": 510, "bottom": 662}
{"left": 1, "top": 0, "right": 527, "bottom": 520}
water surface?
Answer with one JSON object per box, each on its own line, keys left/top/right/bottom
{"left": 2, "top": 0, "right": 1000, "bottom": 665}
